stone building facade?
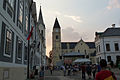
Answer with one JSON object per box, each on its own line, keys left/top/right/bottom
{"left": 52, "top": 18, "right": 96, "bottom": 65}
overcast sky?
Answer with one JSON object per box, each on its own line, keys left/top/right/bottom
{"left": 34, "top": 0, "right": 120, "bottom": 56}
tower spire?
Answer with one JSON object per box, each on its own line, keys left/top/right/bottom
{"left": 53, "top": 18, "right": 60, "bottom": 28}
{"left": 38, "top": 6, "right": 44, "bottom": 25}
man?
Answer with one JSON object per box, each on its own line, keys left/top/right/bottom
{"left": 95, "top": 59, "right": 116, "bottom": 80}
{"left": 81, "top": 63, "right": 86, "bottom": 80}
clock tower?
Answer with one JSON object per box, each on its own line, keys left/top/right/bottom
{"left": 52, "top": 18, "right": 61, "bottom": 65}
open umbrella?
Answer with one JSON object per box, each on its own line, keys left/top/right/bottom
{"left": 74, "top": 58, "right": 91, "bottom": 63}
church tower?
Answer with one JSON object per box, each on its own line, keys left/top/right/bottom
{"left": 52, "top": 18, "right": 61, "bottom": 65}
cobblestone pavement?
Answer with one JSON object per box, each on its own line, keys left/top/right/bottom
{"left": 44, "top": 68, "right": 120, "bottom": 80}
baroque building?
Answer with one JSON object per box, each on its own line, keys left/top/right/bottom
{"left": 52, "top": 18, "right": 96, "bottom": 66}
{"left": 95, "top": 24, "right": 120, "bottom": 66}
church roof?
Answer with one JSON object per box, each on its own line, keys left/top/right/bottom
{"left": 61, "top": 42, "right": 95, "bottom": 49}
{"left": 38, "top": 6, "right": 45, "bottom": 26}
{"left": 85, "top": 42, "right": 95, "bottom": 49}
{"left": 53, "top": 18, "right": 60, "bottom": 28}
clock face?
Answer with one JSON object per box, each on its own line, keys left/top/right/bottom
{"left": 56, "top": 29, "right": 58, "bottom": 32}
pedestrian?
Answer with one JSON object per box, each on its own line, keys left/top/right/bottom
{"left": 39, "top": 66, "right": 44, "bottom": 80}
{"left": 49, "top": 66, "right": 53, "bottom": 75}
{"left": 67, "top": 66, "right": 71, "bottom": 76}
{"left": 118, "top": 62, "right": 120, "bottom": 70}
{"left": 34, "top": 68, "right": 38, "bottom": 79}
{"left": 110, "top": 61, "right": 114, "bottom": 68}
{"left": 61, "top": 65, "right": 66, "bottom": 76}
{"left": 92, "top": 64, "right": 96, "bottom": 79}
{"left": 81, "top": 63, "right": 86, "bottom": 80}
{"left": 95, "top": 59, "right": 117, "bottom": 80}
{"left": 30, "top": 70, "right": 35, "bottom": 79}
{"left": 97, "top": 63, "right": 101, "bottom": 72}
{"left": 86, "top": 64, "right": 92, "bottom": 79}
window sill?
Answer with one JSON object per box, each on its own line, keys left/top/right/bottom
{"left": 17, "top": 57, "right": 22, "bottom": 60}
{"left": 3, "top": 53, "right": 11, "bottom": 58}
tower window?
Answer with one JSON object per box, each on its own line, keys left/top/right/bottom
{"left": 56, "top": 35, "right": 58, "bottom": 39}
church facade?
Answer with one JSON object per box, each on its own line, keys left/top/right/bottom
{"left": 52, "top": 18, "right": 96, "bottom": 66}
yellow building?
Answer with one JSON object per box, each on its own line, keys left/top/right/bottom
{"left": 52, "top": 18, "right": 96, "bottom": 66}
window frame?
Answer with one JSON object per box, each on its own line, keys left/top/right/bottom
{"left": 25, "top": 7, "right": 28, "bottom": 36}
{"left": 7, "top": 0, "right": 14, "bottom": 9}
{"left": 4, "top": 28, "right": 12, "bottom": 58}
{"left": 56, "top": 35, "right": 58, "bottom": 39}
{"left": 114, "top": 43, "right": 119, "bottom": 51}
{"left": 106, "top": 43, "right": 110, "bottom": 51}
{"left": 16, "top": 37, "right": 22, "bottom": 60}
{"left": 18, "top": 0, "right": 23, "bottom": 24}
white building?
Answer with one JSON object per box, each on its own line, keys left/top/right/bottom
{"left": 0, "top": 0, "right": 39, "bottom": 80}
{"left": 95, "top": 25, "right": 120, "bottom": 66}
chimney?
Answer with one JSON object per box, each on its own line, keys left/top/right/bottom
{"left": 112, "top": 24, "right": 115, "bottom": 28}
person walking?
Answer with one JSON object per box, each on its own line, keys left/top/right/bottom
{"left": 61, "top": 65, "right": 66, "bottom": 76}
{"left": 118, "top": 62, "right": 120, "bottom": 70}
{"left": 39, "top": 66, "right": 44, "bottom": 80}
{"left": 81, "top": 63, "right": 86, "bottom": 80}
{"left": 95, "top": 59, "right": 117, "bottom": 80}
{"left": 86, "top": 64, "right": 92, "bottom": 79}
{"left": 49, "top": 66, "right": 53, "bottom": 75}
{"left": 97, "top": 63, "right": 101, "bottom": 72}
{"left": 92, "top": 64, "right": 96, "bottom": 79}
{"left": 67, "top": 66, "right": 71, "bottom": 76}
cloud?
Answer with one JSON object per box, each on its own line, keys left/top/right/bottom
{"left": 64, "top": 15, "right": 83, "bottom": 23}
{"left": 47, "top": 10, "right": 83, "bottom": 23}
{"left": 55, "top": 11, "right": 61, "bottom": 15}
{"left": 62, "top": 27, "right": 80, "bottom": 42}
{"left": 107, "top": 0, "right": 120, "bottom": 10}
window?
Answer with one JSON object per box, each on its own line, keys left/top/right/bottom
{"left": 24, "top": 46, "right": 27, "bottom": 60}
{"left": 56, "top": 29, "right": 58, "bottom": 32}
{"left": 78, "top": 50, "right": 80, "bottom": 52}
{"left": 5, "top": 29, "right": 12, "bottom": 56}
{"left": 8, "top": 0, "right": 14, "bottom": 8}
{"left": 106, "top": 43, "right": 110, "bottom": 51}
{"left": 18, "top": 0, "right": 23, "bottom": 23}
{"left": 3, "top": 0, "right": 6, "bottom": 10}
{"left": 16, "top": 37, "right": 22, "bottom": 59}
{"left": 107, "top": 56, "right": 111, "bottom": 62}
{"left": 25, "top": 10, "right": 28, "bottom": 36}
{"left": 41, "top": 30, "right": 43, "bottom": 36}
{"left": 114, "top": 43, "right": 119, "bottom": 51}
{"left": 56, "top": 35, "right": 58, "bottom": 39}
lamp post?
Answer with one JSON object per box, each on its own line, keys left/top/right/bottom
{"left": 27, "top": 0, "right": 33, "bottom": 79}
